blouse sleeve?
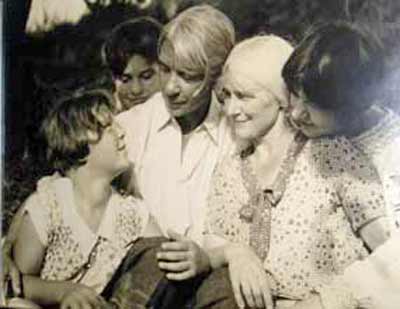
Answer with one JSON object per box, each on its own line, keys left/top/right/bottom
{"left": 116, "top": 196, "right": 150, "bottom": 247}
{"left": 335, "top": 138, "right": 388, "bottom": 232}
{"left": 204, "top": 151, "right": 251, "bottom": 245}
{"left": 23, "top": 191, "right": 51, "bottom": 246}
{"left": 131, "top": 198, "right": 150, "bottom": 238}
{"left": 23, "top": 174, "right": 62, "bottom": 247}
{"left": 316, "top": 232, "right": 400, "bottom": 309}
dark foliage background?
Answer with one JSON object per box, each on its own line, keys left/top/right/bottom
{"left": 3, "top": 0, "right": 400, "bottom": 231}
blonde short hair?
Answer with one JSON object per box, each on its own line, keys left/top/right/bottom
{"left": 159, "top": 5, "right": 235, "bottom": 83}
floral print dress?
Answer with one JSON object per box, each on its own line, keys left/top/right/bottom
{"left": 24, "top": 173, "right": 149, "bottom": 293}
{"left": 351, "top": 107, "right": 400, "bottom": 229}
{"left": 205, "top": 135, "right": 388, "bottom": 300}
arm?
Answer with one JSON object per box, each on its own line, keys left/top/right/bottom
{"left": 14, "top": 210, "right": 106, "bottom": 308}
{"left": 155, "top": 230, "right": 273, "bottom": 308}
{"left": 209, "top": 240, "right": 273, "bottom": 309}
{"left": 206, "top": 220, "right": 390, "bottom": 309}
{"left": 288, "top": 218, "right": 391, "bottom": 309}
{"left": 2, "top": 204, "right": 27, "bottom": 296}
{"left": 359, "top": 216, "right": 391, "bottom": 251}
{"left": 13, "top": 212, "right": 66, "bottom": 304}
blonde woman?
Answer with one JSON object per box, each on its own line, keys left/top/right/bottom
{"left": 3, "top": 4, "right": 238, "bottom": 308}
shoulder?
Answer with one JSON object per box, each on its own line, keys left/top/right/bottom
{"left": 117, "top": 92, "right": 164, "bottom": 127}
{"left": 23, "top": 173, "right": 66, "bottom": 244}
{"left": 209, "top": 148, "right": 248, "bottom": 208}
{"left": 33, "top": 173, "right": 63, "bottom": 204}
{"left": 33, "top": 173, "right": 76, "bottom": 225}
{"left": 112, "top": 193, "right": 148, "bottom": 222}
{"left": 214, "top": 143, "right": 243, "bottom": 178}
{"left": 308, "top": 136, "right": 359, "bottom": 159}
{"left": 306, "top": 136, "right": 376, "bottom": 178}
{"left": 113, "top": 193, "right": 143, "bottom": 210}
{"left": 352, "top": 107, "right": 400, "bottom": 155}
{"left": 111, "top": 193, "right": 149, "bottom": 242}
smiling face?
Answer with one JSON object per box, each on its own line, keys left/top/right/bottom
{"left": 114, "top": 55, "right": 160, "bottom": 110}
{"left": 221, "top": 64, "right": 281, "bottom": 142}
{"left": 289, "top": 92, "right": 340, "bottom": 138}
{"left": 158, "top": 42, "right": 212, "bottom": 119}
{"left": 86, "top": 121, "right": 130, "bottom": 177}
{"left": 220, "top": 36, "right": 294, "bottom": 142}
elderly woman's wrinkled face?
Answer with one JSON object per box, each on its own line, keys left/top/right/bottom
{"left": 289, "top": 91, "right": 340, "bottom": 138}
{"left": 220, "top": 61, "right": 281, "bottom": 142}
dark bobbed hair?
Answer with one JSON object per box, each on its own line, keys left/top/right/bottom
{"left": 282, "top": 22, "right": 385, "bottom": 114}
{"left": 42, "top": 89, "right": 116, "bottom": 174}
{"left": 103, "top": 17, "right": 163, "bottom": 77}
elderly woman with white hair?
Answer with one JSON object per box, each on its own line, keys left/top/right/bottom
{"left": 204, "top": 34, "right": 390, "bottom": 309}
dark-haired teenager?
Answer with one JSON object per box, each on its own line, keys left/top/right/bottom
{"left": 103, "top": 17, "right": 162, "bottom": 111}
{"left": 283, "top": 21, "right": 400, "bottom": 230}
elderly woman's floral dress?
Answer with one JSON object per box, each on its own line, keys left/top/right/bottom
{"left": 205, "top": 134, "right": 389, "bottom": 301}
{"left": 24, "top": 173, "right": 149, "bottom": 293}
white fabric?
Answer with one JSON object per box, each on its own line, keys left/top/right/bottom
{"left": 351, "top": 106, "right": 400, "bottom": 230}
{"left": 338, "top": 232, "right": 400, "bottom": 309}
{"left": 117, "top": 92, "right": 232, "bottom": 244}
{"left": 24, "top": 174, "right": 149, "bottom": 293}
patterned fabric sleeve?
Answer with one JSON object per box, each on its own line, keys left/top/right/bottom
{"left": 23, "top": 192, "right": 49, "bottom": 246}
{"left": 383, "top": 152, "right": 400, "bottom": 227}
{"left": 329, "top": 137, "right": 387, "bottom": 232}
{"left": 131, "top": 198, "right": 150, "bottom": 238}
{"left": 23, "top": 175, "right": 59, "bottom": 246}
{"left": 204, "top": 152, "right": 251, "bottom": 245}
{"left": 114, "top": 196, "right": 150, "bottom": 247}
{"left": 316, "top": 232, "right": 400, "bottom": 309}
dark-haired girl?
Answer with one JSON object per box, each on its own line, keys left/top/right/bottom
{"left": 103, "top": 17, "right": 162, "bottom": 111}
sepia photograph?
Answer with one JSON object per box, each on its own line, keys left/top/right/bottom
{"left": 2, "top": 0, "right": 400, "bottom": 308}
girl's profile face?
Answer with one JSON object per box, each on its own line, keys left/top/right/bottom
{"left": 86, "top": 120, "right": 130, "bottom": 176}
{"left": 114, "top": 54, "right": 161, "bottom": 111}
{"left": 289, "top": 92, "right": 340, "bottom": 138}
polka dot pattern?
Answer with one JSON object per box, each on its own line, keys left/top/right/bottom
{"left": 206, "top": 136, "right": 387, "bottom": 299}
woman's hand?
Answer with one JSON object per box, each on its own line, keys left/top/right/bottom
{"left": 60, "top": 284, "right": 107, "bottom": 309}
{"left": 156, "top": 230, "right": 211, "bottom": 281}
{"left": 225, "top": 243, "right": 273, "bottom": 309}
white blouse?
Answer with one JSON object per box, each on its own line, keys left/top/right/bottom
{"left": 25, "top": 173, "right": 149, "bottom": 293}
